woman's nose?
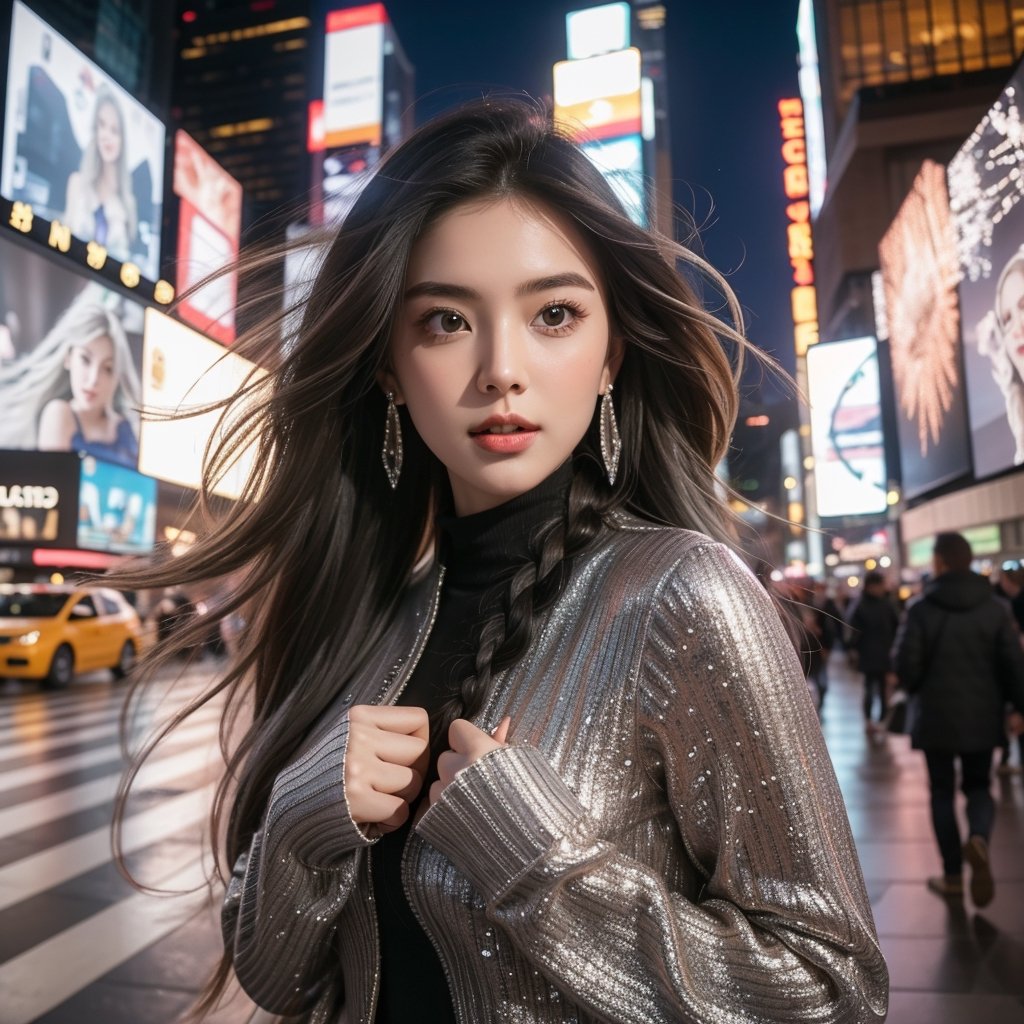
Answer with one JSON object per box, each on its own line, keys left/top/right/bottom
{"left": 475, "top": 322, "right": 528, "bottom": 395}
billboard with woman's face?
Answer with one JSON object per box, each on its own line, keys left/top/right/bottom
{"left": 948, "top": 62, "right": 1024, "bottom": 479}
{"left": 1, "top": 1, "right": 166, "bottom": 281}
{"left": 0, "top": 233, "right": 145, "bottom": 469}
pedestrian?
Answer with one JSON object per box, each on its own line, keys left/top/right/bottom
{"left": 799, "top": 581, "right": 839, "bottom": 714}
{"left": 847, "top": 571, "right": 899, "bottom": 731}
{"left": 892, "top": 531, "right": 1024, "bottom": 906}
{"left": 113, "top": 100, "right": 887, "bottom": 1023}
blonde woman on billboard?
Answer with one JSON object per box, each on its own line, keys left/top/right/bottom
{"left": 111, "top": 100, "right": 887, "bottom": 1024}
{"left": 978, "top": 246, "right": 1024, "bottom": 465}
{"left": 63, "top": 84, "right": 137, "bottom": 261}
{"left": 0, "top": 291, "right": 141, "bottom": 468}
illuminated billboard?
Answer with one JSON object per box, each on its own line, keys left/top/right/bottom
{"left": 77, "top": 454, "right": 156, "bottom": 555}
{"left": 1, "top": 1, "right": 166, "bottom": 282}
{"left": 948, "top": 62, "right": 1024, "bottom": 479}
{"left": 139, "top": 309, "right": 262, "bottom": 500}
{"left": 553, "top": 48, "right": 642, "bottom": 142}
{"left": 580, "top": 134, "right": 645, "bottom": 225}
{"left": 806, "top": 336, "right": 887, "bottom": 518}
{"left": 566, "top": 3, "right": 630, "bottom": 60}
{"left": 0, "top": 233, "right": 144, "bottom": 468}
{"left": 878, "top": 159, "right": 970, "bottom": 497}
{"left": 0, "top": 449, "right": 78, "bottom": 547}
{"left": 172, "top": 131, "right": 242, "bottom": 346}
{"left": 323, "top": 4, "right": 386, "bottom": 149}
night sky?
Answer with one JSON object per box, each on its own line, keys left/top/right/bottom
{"left": 383, "top": 0, "right": 803, "bottom": 389}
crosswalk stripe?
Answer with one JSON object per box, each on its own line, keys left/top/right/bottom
{"left": 0, "top": 717, "right": 220, "bottom": 793}
{"left": 0, "top": 855, "right": 210, "bottom": 1024}
{"left": 0, "top": 706, "right": 223, "bottom": 764}
{"left": 0, "top": 784, "right": 215, "bottom": 913}
{"left": 0, "top": 741, "right": 223, "bottom": 841}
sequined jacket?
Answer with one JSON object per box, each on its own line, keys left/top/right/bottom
{"left": 223, "top": 522, "right": 889, "bottom": 1023}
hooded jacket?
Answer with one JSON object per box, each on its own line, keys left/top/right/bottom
{"left": 222, "top": 523, "right": 888, "bottom": 1023}
{"left": 893, "top": 569, "right": 1024, "bottom": 752}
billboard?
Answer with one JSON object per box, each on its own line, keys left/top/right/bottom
{"left": 948, "top": 62, "right": 1024, "bottom": 478}
{"left": 566, "top": 3, "right": 630, "bottom": 60}
{"left": 0, "top": 233, "right": 144, "bottom": 468}
{"left": 172, "top": 131, "right": 242, "bottom": 345}
{"left": 1, "top": 1, "right": 166, "bottom": 281}
{"left": 139, "top": 309, "right": 261, "bottom": 500}
{"left": 0, "top": 449, "right": 79, "bottom": 547}
{"left": 553, "top": 48, "right": 642, "bottom": 142}
{"left": 580, "top": 134, "right": 645, "bottom": 225}
{"left": 77, "top": 454, "right": 156, "bottom": 555}
{"left": 806, "top": 337, "right": 888, "bottom": 518}
{"left": 323, "top": 4, "right": 386, "bottom": 149}
{"left": 878, "top": 159, "right": 971, "bottom": 497}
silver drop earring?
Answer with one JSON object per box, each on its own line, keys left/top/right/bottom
{"left": 382, "top": 391, "right": 403, "bottom": 489}
{"left": 599, "top": 384, "right": 621, "bottom": 486}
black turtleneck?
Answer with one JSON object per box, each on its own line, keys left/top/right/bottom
{"left": 372, "top": 461, "right": 573, "bottom": 1023}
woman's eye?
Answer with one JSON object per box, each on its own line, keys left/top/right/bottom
{"left": 535, "top": 304, "right": 579, "bottom": 330}
{"left": 424, "top": 310, "right": 468, "bottom": 335}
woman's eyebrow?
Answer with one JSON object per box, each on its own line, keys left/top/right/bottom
{"left": 404, "top": 272, "right": 595, "bottom": 302}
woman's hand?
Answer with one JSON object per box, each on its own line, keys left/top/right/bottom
{"left": 344, "top": 705, "right": 430, "bottom": 833}
{"left": 429, "top": 716, "right": 511, "bottom": 807}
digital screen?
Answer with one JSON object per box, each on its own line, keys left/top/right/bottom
{"left": 139, "top": 308, "right": 261, "bottom": 500}
{"left": 172, "top": 131, "right": 242, "bottom": 345}
{"left": 0, "top": 233, "right": 144, "bottom": 468}
{"left": 1, "top": 1, "right": 166, "bottom": 281}
{"left": 77, "top": 454, "right": 156, "bottom": 555}
{"left": 580, "top": 133, "right": 645, "bottom": 226}
{"left": 0, "top": 448, "right": 79, "bottom": 547}
{"left": 553, "top": 48, "right": 642, "bottom": 142}
{"left": 878, "top": 159, "right": 970, "bottom": 498}
{"left": 948, "top": 62, "right": 1024, "bottom": 479}
{"left": 323, "top": 4, "right": 386, "bottom": 149}
{"left": 806, "top": 336, "right": 888, "bottom": 518}
{"left": 566, "top": 3, "right": 630, "bottom": 60}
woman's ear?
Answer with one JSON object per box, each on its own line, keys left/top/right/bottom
{"left": 603, "top": 336, "right": 626, "bottom": 390}
{"left": 375, "top": 369, "right": 405, "bottom": 405}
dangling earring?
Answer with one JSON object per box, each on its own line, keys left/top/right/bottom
{"left": 599, "top": 383, "right": 621, "bottom": 486}
{"left": 382, "top": 391, "right": 403, "bottom": 489}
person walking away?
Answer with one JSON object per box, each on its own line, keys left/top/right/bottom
{"left": 847, "top": 571, "right": 899, "bottom": 732}
{"left": 892, "top": 532, "right": 1024, "bottom": 905}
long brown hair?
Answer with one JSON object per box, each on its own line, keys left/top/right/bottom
{"left": 109, "top": 97, "right": 773, "bottom": 1018}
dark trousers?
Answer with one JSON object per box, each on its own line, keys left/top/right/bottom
{"left": 924, "top": 750, "right": 995, "bottom": 876}
{"left": 863, "top": 672, "right": 888, "bottom": 721}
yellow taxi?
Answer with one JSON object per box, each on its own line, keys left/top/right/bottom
{"left": 0, "top": 584, "right": 145, "bottom": 688}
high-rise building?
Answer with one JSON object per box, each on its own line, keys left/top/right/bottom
{"left": 172, "top": 0, "right": 313, "bottom": 236}
{"left": 804, "top": 0, "right": 1024, "bottom": 340}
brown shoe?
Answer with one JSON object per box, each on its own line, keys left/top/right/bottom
{"left": 963, "top": 836, "right": 994, "bottom": 907}
{"left": 927, "top": 875, "right": 964, "bottom": 897}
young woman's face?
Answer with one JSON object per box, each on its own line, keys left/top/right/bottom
{"left": 388, "top": 196, "right": 618, "bottom": 516}
{"left": 66, "top": 335, "right": 117, "bottom": 413}
{"left": 998, "top": 265, "right": 1024, "bottom": 380}
{"left": 95, "top": 101, "right": 123, "bottom": 165}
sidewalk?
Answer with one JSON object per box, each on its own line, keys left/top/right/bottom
{"left": 820, "top": 653, "right": 1024, "bottom": 1023}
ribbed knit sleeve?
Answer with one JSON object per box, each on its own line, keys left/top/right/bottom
{"left": 222, "top": 710, "right": 376, "bottom": 1016}
{"left": 417, "top": 542, "right": 889, "bottom": 1023}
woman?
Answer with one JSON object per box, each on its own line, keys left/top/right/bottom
{"left": 978, "top": 247, "right": 1024, "bottom": 465}
{"left": 0, "top": 290, "right": 140, "bottom": 468}
{"left": 63, "top": 84, "right": 137, "bottom": 261}
{"left": 114, "top": 101, "right": 887, "bottom": 1023}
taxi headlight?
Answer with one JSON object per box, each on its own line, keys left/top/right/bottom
{"left": 16, "top": 630, "right": 41, "bottom": 646}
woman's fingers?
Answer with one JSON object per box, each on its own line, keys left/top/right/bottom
{"left": 371, "top": 728, "right": 429, "bottom": 767}
{"left": 372, "top": 760, "right": 421, "bottom": 798}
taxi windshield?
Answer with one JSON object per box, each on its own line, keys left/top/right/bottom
{"left": 0, "top": 593, "right": 70, "bottom": 618}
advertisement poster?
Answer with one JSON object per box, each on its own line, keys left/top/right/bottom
{"left": 173, "top": 131, "right": 243, "bottom": 345}
{"left": 948, "top": 62, "right": 1024, "bottom": 479}
{"left": 139, "top": 308, "right": 261, "bottom": 500}
{"left": 77, "top": 455, "right": 156, "bottom": 555}
{"left": 1, "top": 1, "right": 166, "bottom": 280}
{"left": 0, "top": 449, "right": 79, "bottom": 547}
{"left": 0, "top": 234, "right": 144, "bottom": 468}
{"left": 878, "top": 159, "right": 971, "bottom": 498}
{"left": 806, "top": 336, "right": 888, "bottom": 518}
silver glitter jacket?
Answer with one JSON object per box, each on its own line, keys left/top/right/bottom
{"left": 223, "top": 523, "right": 889, "bottom": 1023}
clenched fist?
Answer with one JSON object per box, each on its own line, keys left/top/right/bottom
{"left": 429, "top": 716, "right": 510, "bottom": 807}
{"left": 345, "top": 705, "right": 430, "bottom": 833}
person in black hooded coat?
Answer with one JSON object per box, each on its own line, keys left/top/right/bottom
{"left": 893, "top": 532, "right": 1024, "bottom": 907}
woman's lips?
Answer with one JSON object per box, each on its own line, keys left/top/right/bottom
{"left": 471, "top": 429, "right": 539, "bottom": 453}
